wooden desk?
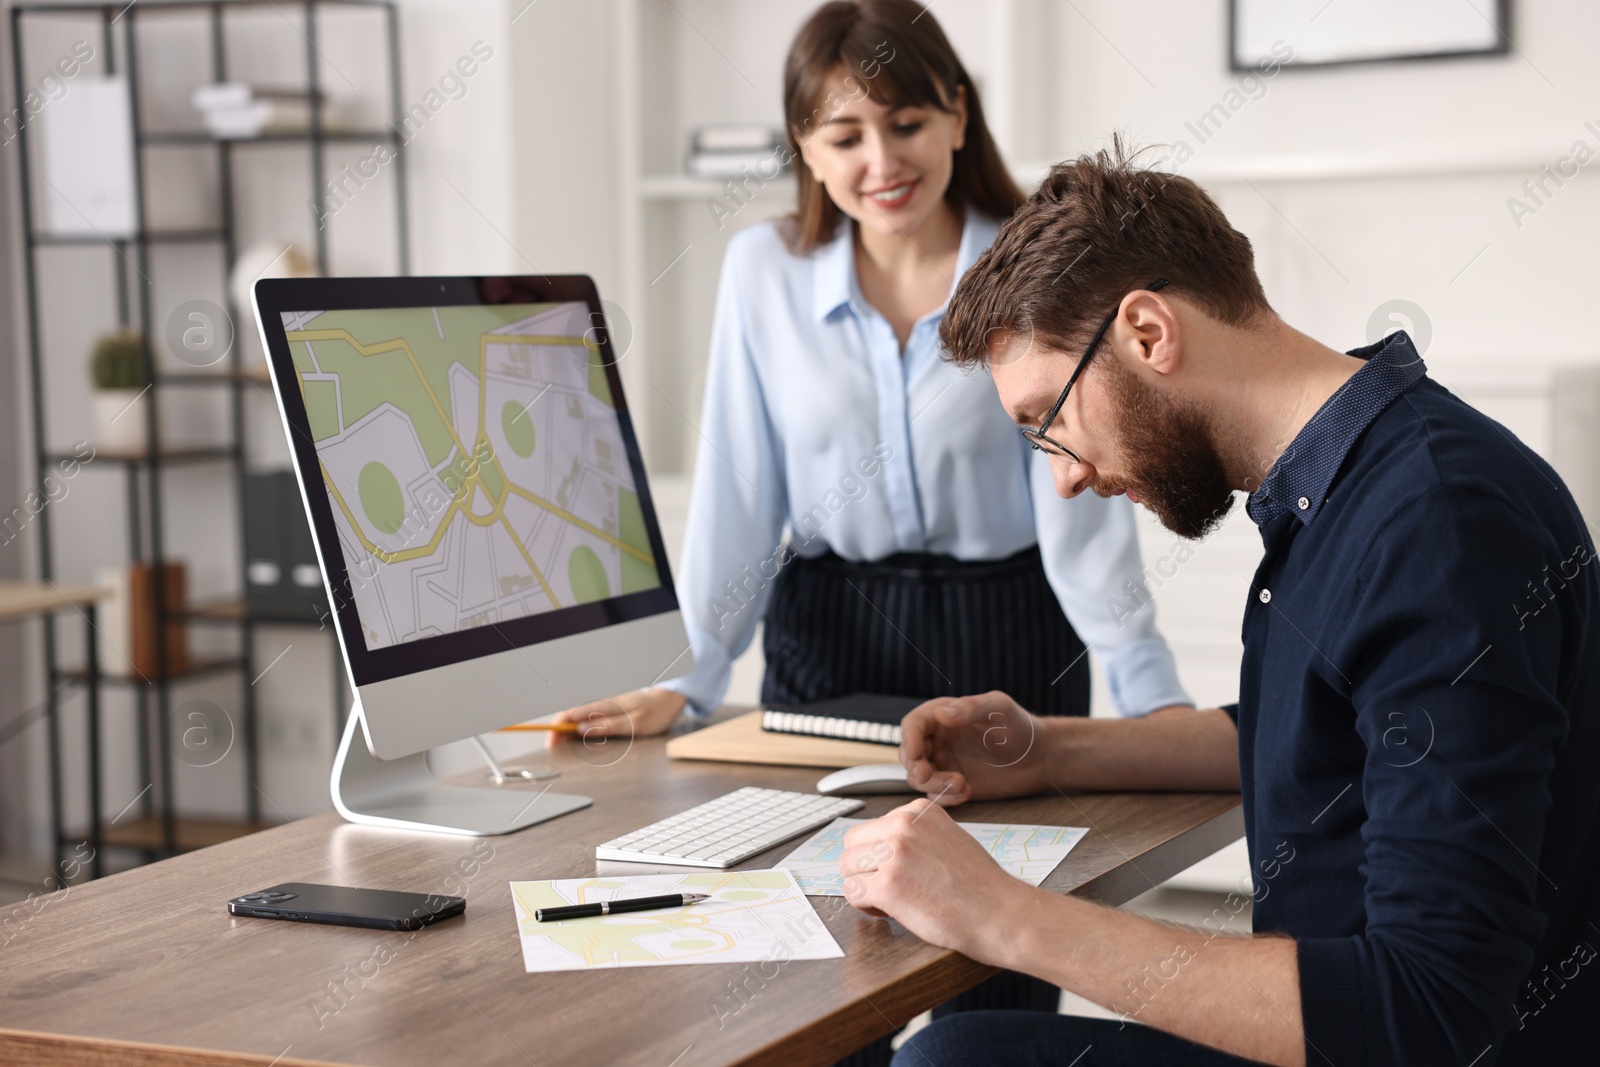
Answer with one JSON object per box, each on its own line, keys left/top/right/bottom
{"left": 0, "top": 713, "right": 1242, "bottom": 1067}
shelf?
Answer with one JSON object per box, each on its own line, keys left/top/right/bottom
{"left": 31, "top": 228, "right": 227, "bottom": 247}
{"left": 186, "top": 597, "right": 247, "bottom": 621}
{"left": 183, "top": 597, "right": 326, "bottom": 627}
{"left": 49, "top": 445, "right": 240, "bottom": 466}
{"left": 1006, "top": 149, "right": 1569, "bottom": 190}
{"left": 16, "top": 0, "right": 389, "bottom": 12}
{"left": 640, "top": 172, "right": 795, "bottom": 201}
{"left": 17, "top": 0, "right": 405, "bottom": 881}
{"left": 56, "top": 655, "right": 245, "bottom": 686}
{"left": 157, "top": 367, "right": 272, "bottom": 387}
{"left": 67, "top": 815, "right": 278, "bottom": 854}
{"left": 141, "top": 128, "right": 401, "bottom": 147}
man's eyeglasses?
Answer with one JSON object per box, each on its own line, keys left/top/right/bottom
{"left": 1020, "top": 279, "right": 1169, "bottom": 463}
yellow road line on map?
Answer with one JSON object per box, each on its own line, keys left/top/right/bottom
{"left": 477, "top": 335, "right": 489, "bottom": 450}
{"left": 479, "top": 332, "right": 649, "bottom": 565}
{"left": 459, "top": 483, "right": 508, "bottom": 528}
{"left": 475, "top": 330, "right": 597, "bottom": 448}
{"left": 320, "top": 460, "right": 463, "bottom": 564}
{"left": 503, "top": 484, "right": 653, "bottom": 565}
{"left": 294, "top": 330, "right": 506, "bottom": 555}
{"left": 498, "top": 513, "right": 559, "bottom": 609}
{"left": 291, "top": 326, "right": 652, "bottom": 578}
{"left": 290, "top": 328, "right": 476, "bottom": 471}
{"left": 490, "top": 334, "right": 591, "bottom": 346}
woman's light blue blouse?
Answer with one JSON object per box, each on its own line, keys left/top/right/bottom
{"left": 658, "top": 208, "right": 1191, "bottom": 717}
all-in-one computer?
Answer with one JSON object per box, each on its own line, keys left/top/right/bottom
{"left": 254, "top": 274, "right": 690, "bottom": 836}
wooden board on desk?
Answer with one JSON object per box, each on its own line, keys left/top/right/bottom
{"left": 666, "top": 709, "right": 898, "bottom": 767}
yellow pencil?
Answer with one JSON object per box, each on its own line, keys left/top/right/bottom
{"left": 498, "top": 721, "right": 581, "bottom": 733}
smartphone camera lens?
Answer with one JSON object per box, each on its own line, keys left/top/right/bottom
{"left": 238, "top": 890, "right": 296, "bottom": 904}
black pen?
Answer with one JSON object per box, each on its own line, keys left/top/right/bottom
{"left": 533, "top": 892, "right": 710, "bottom": 922}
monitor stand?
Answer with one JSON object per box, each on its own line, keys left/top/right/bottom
{"left": 331, "top": 706, "right": 591, "bottom": 836}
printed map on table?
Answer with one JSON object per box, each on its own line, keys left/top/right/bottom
{"left": 281, "top": 302, "right": 659, "bottom": 650}
{"left": 509, "top": 869, "right": 842, "bottom": 973}
{"left": 778, "top": 818, "right": 1088, "bottom": 896}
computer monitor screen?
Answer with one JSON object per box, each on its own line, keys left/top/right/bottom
{"left": 279, "top": 299, "right": 662, "bottom": 650}
{"left": 254, "top": 276, "right": 689, "bottom": 759}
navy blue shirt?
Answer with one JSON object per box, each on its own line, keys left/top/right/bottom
{"left": 1230, "top": 332, "right": 1599, "bottom": 1066}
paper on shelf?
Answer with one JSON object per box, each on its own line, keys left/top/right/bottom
{"left": 509, "top": 868, "right": 841, "bottom": 973}
{"left": 40, "top": 77, "right": 136, "bottom": 237}
{"left": 777, "top": 818, "right": 1088, "bottom": 896}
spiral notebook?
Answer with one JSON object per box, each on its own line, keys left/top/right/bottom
{"left": 759, "top": 693, "right": 920, "bottom": 746}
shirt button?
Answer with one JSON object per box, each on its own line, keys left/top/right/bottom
{"left": 1297, "top": 496, "right": 1310, "bottom": 510}
{"left": 1259, "top": 588, "right": 1272, "bottom": 604}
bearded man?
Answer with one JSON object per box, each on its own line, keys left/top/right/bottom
{"left": 842, "top": 142, "right": 1600, "bottom": 1067}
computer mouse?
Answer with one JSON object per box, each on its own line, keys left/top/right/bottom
{"left": 816, "top": 764, "right": 918, "bottom": 795}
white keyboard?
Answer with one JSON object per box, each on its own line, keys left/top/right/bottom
{"left": 595, "top": 787, "right": 864, "bottom": 868}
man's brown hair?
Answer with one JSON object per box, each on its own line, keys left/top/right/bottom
{"left": 941, "top": 137, "right": 1272, "bottom": 367}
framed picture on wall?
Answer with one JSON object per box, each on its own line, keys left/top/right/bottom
{"left": 1230, "top": 0, "right": 1510, "bottom": 70}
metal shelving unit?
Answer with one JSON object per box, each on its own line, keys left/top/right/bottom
{"left": 12, "top": 0, "right": 408, "bottom": 876}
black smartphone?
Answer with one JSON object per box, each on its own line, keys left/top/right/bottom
{"left": 227, "top": 883, "right": 466, "bottom": 931}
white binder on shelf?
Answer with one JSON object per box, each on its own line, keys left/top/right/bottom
{"left": 40, "top": 76, "right": 137, "bottom": 238}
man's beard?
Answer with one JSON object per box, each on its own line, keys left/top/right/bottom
{"left": 1092, "top": 358, "right": 1236, "bottom": 540}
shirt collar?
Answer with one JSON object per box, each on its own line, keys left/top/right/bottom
{"left": 1246, "top": 330, "right": 1428, "bottom": 528}
{"left": 812, "top": 204, "right": 997, "bottom": 323}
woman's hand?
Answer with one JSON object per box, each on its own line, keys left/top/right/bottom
{"left": 545, "top": 687, "right": 689, "bottom": 746}
{"left": 899, "top": 690, "right": 1055, "bottom": 806}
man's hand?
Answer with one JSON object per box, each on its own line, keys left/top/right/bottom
{"left": 900, "top": 691, "right": 1053, "bottom": 805}
{"left": 838, "top": 799, "right": 1035, "bottom": 963}
{"left": 902, "top": 699, "right": 1240, "bottom": 796}
{"left": 545, "top": 687, "right": 687, "bottom": 746}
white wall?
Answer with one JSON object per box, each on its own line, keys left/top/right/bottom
{"left": 1049, "top": 0, "right": 1600, "bottom": 366}
{"left": 508, "top": 0, "right": 619, "bottom": 291}
{"left": 1039, "top": 0, "right": 1600, "bottom": 711}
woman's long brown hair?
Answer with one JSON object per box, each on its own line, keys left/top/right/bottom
{"left": 781, "top": 0, "right": 1025, "bottom": 254}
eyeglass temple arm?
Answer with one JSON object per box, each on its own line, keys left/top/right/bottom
{"left": 1036, "top": 279, "right": 1169, "bottom": 432}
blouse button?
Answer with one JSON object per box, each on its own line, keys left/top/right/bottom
{"left": 1297, "top": 496, "right": 1311, "bottom": 510}
{"left": 1259, "top": 588, "right": 1272, "bottom": 604}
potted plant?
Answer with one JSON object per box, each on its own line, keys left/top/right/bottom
{"left": 90, "top": 329, "right": 151, "bottom": 453}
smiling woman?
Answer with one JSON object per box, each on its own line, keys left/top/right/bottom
{"left": 780, "top": 0, "right": 1022, "bottom": 256}
{"left": 547, "top": 8, "right": 1197, "bottom": 1061}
